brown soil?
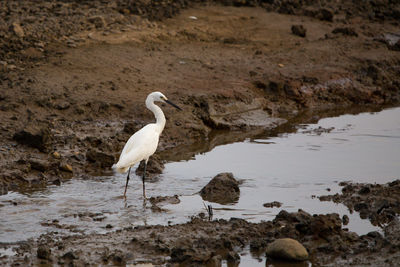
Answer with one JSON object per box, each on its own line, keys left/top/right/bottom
{"left": 1, "top": 0, "right": 400, "bottom": 266}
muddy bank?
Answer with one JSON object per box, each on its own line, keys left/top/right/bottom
{"left": 317, "top": 179, "right": 400, "bottom": 265}
{"left": 320, "top": 179, "right": 400, "bottom": 229}
{"left": 1, "top": 0, "right": 400, "bottom": 193}
{"left": 2, "top": 204, "right": 399, "bottom": 266}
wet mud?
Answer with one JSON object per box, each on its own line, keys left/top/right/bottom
{"left": 2, "top": 201, "right": 400, "bottom": 266}
{"left": 1, "top": 0, "right": 400, "bottom": 266}
{"left": 1, "top": 0, "right": 400, "bottom": 192}
{"left": 320, "top": 179, "right": 400, "bottom": 232}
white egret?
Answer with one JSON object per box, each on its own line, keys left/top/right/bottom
{"left": 113, "top": 92, "right": 181, "bottom": 198}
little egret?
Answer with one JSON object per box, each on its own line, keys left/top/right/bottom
{"left": 113, "top": 92, "right": 181, "bottom": 198}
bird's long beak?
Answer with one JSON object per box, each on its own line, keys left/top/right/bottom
{"left": 164, "top": 99, "right": 182, "bottom": 111}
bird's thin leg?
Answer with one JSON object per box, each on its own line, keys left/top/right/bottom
{"left": 142, "top": 161, "right": 147, "bottom": 199}
{"left": 123, "top": 167, "right": 131, "bottom": 198}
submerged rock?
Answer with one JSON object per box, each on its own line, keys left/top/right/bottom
{"left": 200, "top": 172, "right": 240, "bottom": 204}
{"left": 263, "top": 201, "right": 282, "bottom": 208}
{"left": 266, "top": 238, "right": 309, "bottom": 261}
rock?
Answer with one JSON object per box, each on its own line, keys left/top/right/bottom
{"left": 342, "top": 214, "right": 349, "bottom": 225}
{"left": 319, "top": 8, "right": 334, "bottom": 21}
{"left": 135, "top": 155, "right": 164, "bottom": 176}
{"left": 149, "top": 195, "right": 180, "bottom": 206}
{"left": 358, "top": 186, "right": 371, "bottom": 195}
{"left": 200, "top": 172, "right": 240, "bottom": 204}
{"left": 263, "top": 201, "right": 282, "bottom": 208}
{"left": 310, "top": 213, "right": 342, "bottom": 238}
{"left": 60, "top": 163, "right": 73, "bottom": 172}
{"left": 86, "top": 149, "right": 115, "bottom": 168}
{"left": 84, "top": 136, "right": 102, "bottom": 147}
{"left": 11, "top": 22, "right": 25, "bottom": 38}
{"left": 332, "top": 27, "right": 358, "bottom": 37}
{"left": 391, "top": 39, "right": 400, "bottom": 51}
{"left": 13, "top": 124, "right": 53, "bottom": 152}
{"left": 388, "top": 180, "right": 400, "bottom": 187}
{"left": 21, "top": 47, "right": 43, "bottom": 59}
{"left": 291, "top": 25, "right": 306, "bottom": 37}
{"left": 227, "top": 251, "right": 240, "bottom": 263}
{"left": 266, "top": 238, "right": 309, "bottom": 261}
{"left": 367, "top": 231, "right": 382, "bottom": 239}
{"left": 354, "top": 202, "right": 369, "bottom": 211}
{"left": 209, "top": 255, "right": 222, "bottom": 266}
{"left": 170, "top": 247, "right": 191, "bottom": 263}
{"left": 53, "top": 101, "right": 70, "bottom": 110}
{"left": 303, "top": 7, "right": 319, "bottom": 18}
{"left": 37, "top": 245, "right": 51, "bottom": 260}
{"left": 150, "top": 195, "right": 180, "bottom": 212}
{"left": 88, "top": 16, "right": 106, "bottom": 28}
{"left": 29, "top": 158, "right": 50, "bottom": 172}
{"left": 52, "top": 152, "right": 61, "bottom": 159}
{"left": 62, "top": 251, "right": 77, "bottom": 260}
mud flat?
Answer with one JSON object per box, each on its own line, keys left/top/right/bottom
{"left": 2, "top": 199, "right": 400, "bottom": 266}
{"left": 1, "top": 0, "right": 400, "bottom": 192}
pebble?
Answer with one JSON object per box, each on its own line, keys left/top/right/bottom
{"left": 11, "top": 22, "right": 25, "bottom": 38}
{"left": 60, "top": 163, "right": 73, "bottom": 172}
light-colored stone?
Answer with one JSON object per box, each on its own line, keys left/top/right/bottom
{"left": 266, "top": 238, "right": 309, "bottom": 261}
{"left": 11, "top": 22, "right": 25, "bottom": 38}
{"left": 60, "top": 163, "right": 73, "bottom": 172}
{"left": 52, "top": 151, "right": 61, "bottom": 159}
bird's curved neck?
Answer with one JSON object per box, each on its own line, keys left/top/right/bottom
{"left": 146, "top": 98, "right": 166, "bottom": 133}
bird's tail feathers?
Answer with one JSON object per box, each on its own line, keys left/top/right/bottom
{"left": 112, "top": 163, "right": 129, "bottom": 174}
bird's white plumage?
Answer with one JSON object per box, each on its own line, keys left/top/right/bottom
{"left": 115, "top": 123, "right": 160, "bottom": 173}
{"left": 113, "top": 92, "right": 168, "bottom": 174}
{"left": 114, "top": 91, "right": 181, "bottom": 198}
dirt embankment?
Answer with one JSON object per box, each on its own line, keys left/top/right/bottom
{"left": 1, "top": 0, "right": 400, "bottom": 193}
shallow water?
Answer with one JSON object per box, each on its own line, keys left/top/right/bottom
{"left": 1, "top": 107, "right": 400, "bottom": 261}
{"left": 163, "top": 107, "right": 400, "bottom": 232}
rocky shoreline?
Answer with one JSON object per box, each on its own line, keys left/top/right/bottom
{"left": 2, "top": 180, "right": 400, "bottom": 266}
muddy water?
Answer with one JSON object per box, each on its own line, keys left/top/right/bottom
{"left": 1, "top": 107, "right": 400, "bottom": 248}
{"left": 164, "top": 107, "right": 400, "bottom": 232}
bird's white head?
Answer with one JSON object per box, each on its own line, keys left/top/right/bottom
{"left": 146, "top": 91, "right": 182, "bottom": 110}
{"left": 148, "top": 91, "right": 168, "bottom": 102}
